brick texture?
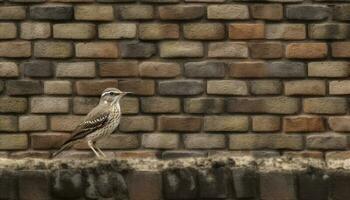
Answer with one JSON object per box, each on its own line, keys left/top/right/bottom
{"left": 0, "top": 0, "right": 348, "bottom": 155}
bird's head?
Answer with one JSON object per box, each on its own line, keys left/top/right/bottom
{"left": 100, "top": 88, "right": 131, "bottom": 105}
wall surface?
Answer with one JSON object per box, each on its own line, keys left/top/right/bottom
{"left": 0, "top": 0, "right": 349, "bottom": 159}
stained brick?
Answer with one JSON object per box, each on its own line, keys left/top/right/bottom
{"left": 119, "top": 116, "right": 155, "bottom": 132}
{"left": 0, "top": 41, "right": 31, "bottom": 58}
{"left": 158, "top": 80, "right": 203, "bottom": 96}
{"left": 18, "top": 171, "right": 50, "bottom": 200}
{"left": 118, "top": 80, "right": 155, "bottom": 96}
{"left": 50, "top": 115, "right": 83, "bottom": 132}
{"left": 260, "top": 173, "right": 297, "bottom": 200}
{"left": 159, "top": 116, "right": 202, "bottom": 132}
{"left": 119, "top": 5, "right": 154, "bottom": 20}
{"left": 0, "top": 134, "right": 28, "bottom": 150}
{"left": 126, "top": 171, "right": 162, "bottom": 200}
{"left": 250, "top": 42, "right": 283, "bottom": 59}
{"left": 0, "top": 116, "right": 17, "bottom": 132}
{"left": 184, "top": 98, "right": 224, "bottom": 114}
{"left": 227, "top": 97, "right": 300, "bottom": 114}
{"left": 266, "top": 24, "right": 306, "bottom": 40}
{"left": 119, "top": 41, "right": 156, "bottom": 58}
{"left": 184, "top": 61, "right": 225, "bottom": 78}
{"left": 286, "top": 5, "right": 330, "bottom": 20}
{"left": 23, "top": 61, "right": 53, "bottom": 78}
{"left": 251, "top": 4, "right": 283, "bottom": 20}
{"left": 251, "top": 80, "right": 282, "bottom": 95}
{"left": 332, "top": 42, "right": 350, "bottom": 58}
{"left": 306, "top": 135, "right": 347, "bottom": 150}
{"left": 139, "top": 24, "right": 179, "bottom": 40}
{"left": 73, "top": 97, "right": 99, "bottom": 114}
{"left": 159, "top": 5, "right": 204, "bottom": 20}
{"left": 207, "top": 80, "right": 248, "bottom": 95}
{"left": 30, "top": 5, "right": 73, "bottom": 20}
{"left": 31, "top": 97, "right": 69, "bottom": 114}
{"left": 160, "top": 41, "right": 203, "bottom": 58}
{"left": 0, "top": 97, "right": 27, "bottom": 113}
{"left": 99, "top": 61, "right": 138, "bottom": 77}
{"left": 184, "top": 134, "right": 225, "bottom": 149}
{"left": 34, "top": 41, "right": 72, "bottom": 58}
{"left": 204, "top": 116, "right": 248, "bottom": 132}
{"left": 184, "top": 23, "right": 225, "bottom": 40}
{"left": 98, "top": 23, "right": 137, "bottom": 39}
{"left": 141, "top": 97, "right": 180, "bottom": 113}
{"left": 329, "top": 116, "right": 350, "bottom": 132}
{"left": 252, "top": 115, "right": 280, "bottom": 132}
{"left": 208, "top": 42, "right": 248, "bottom": 58}
{"left": 229, "top": 23, "right": 264, "bottom": 39}
{"left": 75, "top": 5, "right": 114, "bottom": 21}
{"left": 53, "top": 23, "right": 96, "bottom": 39}
{"left": 284, "top": 116, "right": 325, "bottom": 132}
{"left": 0, "top": 6, "right": 26, "bottom": 20}
{"left": 76, "top": 80, "right": 118, "bottom": 96}
{"left": 44, "top": 81, "right": 72, "bottom": 95}
{"left": 121, "top": 97, "right": 139, "bottom": 114}
{"left": 7, "top": 80, "right": 42, "bottom": 96}
{"left": 334, "top": 5, "right": 350, "bottom": 21}
{"left": 31, "top": 133, "right": 70, "bottom": 150}
{"left": 142, "top": 134, "right": 179, "bottom": 149}
{"left": 308, "top": 61, "right": 349, "bottom": 77}
{"left": 329, "top": 80, "right": 350, "bottom": 95}
{"left": 75, "top": 42, "right": 118, "bottom": 58}
{"left": 198, "top": 168, "right": 231, "bottom": 199}
{"left": 139, "top": 62, "right": 181, "bottom": 78}
{"left": 303, "top": 98, "right": 347, "bottom": 114}
{"left": 56, "top": 62, "right": 96, "bottom": 78}
{"left": 286, "top": 43, "right": 328, "bottom": 59}
{"left": 284, "top": 80, "right": 326, "bottom": 96}
{"left": 20, "top": 22, "right": 51, "bottom": 39}
{"left": 163, "top": 168, "right": 197, "bottom": 200}
{"left": 207, "top": 5, "right": 249, "bottom": 19}
{"left": 309, "top": 23, "right": 350, "bottom": 39}
{"left": 0, "top": 23, "right": 16, "bottom": 39}
{"left": 19, "top": 115, "right": 47, "bottom": 132}
{"left": 0, "top": 62, "right": 19, "bottom": 78}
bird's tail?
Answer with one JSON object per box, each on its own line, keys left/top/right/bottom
{"left": 52, "top": 142, "right": 73, "bottom": 158}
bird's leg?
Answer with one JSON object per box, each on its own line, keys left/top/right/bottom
{"left": 88, "top": 140, "right": 101, "bottom": 158}
{"left": 95, "top": 142, "right": 106, "bottom": 158}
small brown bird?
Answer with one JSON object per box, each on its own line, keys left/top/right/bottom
{"left": 52, "top": 88, "right": 131, "bottom": 158}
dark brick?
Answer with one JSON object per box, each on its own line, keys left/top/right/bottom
{"left": 162, "top": 151, "right": 207, "bottom": 159}
{"left": 260, "top": 173, "right": 297, "bottom": 200}
{"left": 163, "top": 168, "right": 197, "bottom": 200}
{"left": 184, "top": 61, "right": 225, "bottom": 78}
{"left": 199, "top": 167, "right": 231, "bottom": 199}
{"left": 6, "top": 80, "right": 42, "bottom": 96}
{"left": 306, "top": 135, "right": 347, "bottom": 150}
{"left": 96, "top": 171, "right": 128, "bottom": 199}
{"left": 159, "top": 116, "right": 202, "bottom": 132}
{"left": 0, "top": 97, "right": 27, "bottom": 113}
{"left": 286, "top": 5, "right": 330, "bottom": 20}
{"left": 232, "top": 169, "right": 257, "bottom": 199}
{"left": 334, "top": 5, "right": 350, "bottom": 21}
{"left": 18, "top": 170, "right": 50, "bottom": 200}
{"left": 0, "top": 115, "right": 17, "bottom": 132}
{"left": 159, "top": 80, "right": 203, "bottom": 96}
{"left": 119, "top": 41, "right": 156, "bottom": 58}
{"left": 309, "top": 23, "right": 350, "bottom": 39}
{"left": 250, "top": 42, "right": 283, "bottom": 59}
{"left": 159, "top": 5, "right": 204, "bottom": 20}
{"left": 330, "top": 173, "right": 350, "bottom": 200}
{"left": 298, "top": 172, "right": 329, "bottom": 200}
{"left": 30, "top": 5, "right": 73, "bottom": 20}
{"left": 52, "top": 169, "right": 83, "bottom": 199}
{"left": 22, "top": 61, "right": 53, "bottom": 78}
{"left": 0, "top": 170, "right": 17, "bottom": 200}
{"left": 118, "top": 80, "right": 155, "bottom": 96}
{"left": 0, "top": 81, "right": 3, "bottom": 93}
{"left": 126, "top": 171, "right": 162, "bottom": 200}
{"left": 184, "top": 98, "right": 224, "bottom": 114}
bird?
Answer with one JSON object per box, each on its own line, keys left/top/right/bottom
{"left": 52, "top": 88, "right": 131, "bottom": 158}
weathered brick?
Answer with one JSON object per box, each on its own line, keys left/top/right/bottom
{"left": 159, "top": 116, "right": 202, "bottom": 132}
{"left": 0, "top": 41, "right": 31, "bottom": 58}
{"left": 184, "top": 23, "right": 225, "bottom": 40}
{"left": 81, "top": 134, "right": 139, "bottom": 149}
{"left": 118, "top": 80, "right": 155, "bottom": 96}
{"left": 309, "top": 23, "right": 350, "bottom": 39}
{"left": 298, "top": 172, "right": 329, "bottom": 200}
{"left": 266, "top": 24, "right": 306, "bottom": 40}
{"left": 10, "top": 151, "right": 50, "bottom": 159}
{"left": 163, "top": 168, "right": 197, "bottom": 200}
{"left": 303, "top": 98, "right": 347, "bottom": 114}
{"left": 0, "top": 6, "right": 26, "bottom": 20}
{"left": 208, "top": 42, "right": 248, "bottom": 58}
{"left": 0, "top": 170, "right": 17, "bottom": 199}
{"left": 307, "top": 135, "right": 347, "bottom": 150}
{"left": 121, "top": 97, "right": 139, "bottom": 114}
{"left": 0, "top": 97, "right": 27, "bottom": 113}
{"left": 53, "top": 23, "right": 96, "bottom": 39}
{"left": 0, "top": 134, "right": 28, "bottom": 150}
{"left": 44, "top": 81, "right": 72, "bottom": 95}
{"left": 126, "top": 171, "right": 162, "bottom": 200}
{"left": 160, "top": 41, "right": 203, "bottom": 58}
{"left": 34, "top": 41, "right": 72, "bottom": 58}
{"left": 50, "top": 115, "right": 83, "bottom": 132}
{"left": 284, "top": 116, "right": 325, "bottom": 133}
{"left": 332, "top": 42, "right": 350, "bottom": 57}
{"left": 98, "top": 23, "right": 137, "bottom": 39}
{"left": 75, "top": 5, "right": 114, "bottom": 21}
{"left": 329, "top": 80, "right": 350, "bottom": 95}
{"left": 31, "top": 97, "right": 69, "bottom": 113}
{"left": 184, "top": 98, "right": 224, "bottom": 114}
{"left": 284, "top": 80, "right": 326, "bottom": 96}
{"left": 232, "top": 169, "right": 257, "bottom": 199}
{"left": 251, "top": 80, "right": 282, "bottom": 95}
{"left": 141, "top": 0, "right": 179, "bottom": 3}
{"left": 184, "top": 134, "right": 225, "bottom": 149}
{"left": 18, "top": 171, "right": 50, "bottom": 200}
{"left": 76, "top": 80, "right": 118, "bottom": 96}
{"left": 141, "top": 97, "right": 180, "bottom": 113}
{"left": 0, "top": 62, "right": 19, "bottom": 77}
{"left": 329, "top": 116, "right": 350, "bottom": 132}
{"left": 286, "top": 43, "right": 328, "bottom": 59}
{"left": 119, "top": 116, "right": 155, "bottom": 132}
{"left": 250, "top": 42, "right": 283, "bottom": 59}
{"left": 119, "top": 5, "right": 154, "bottom": 20}
{"left": 23, "top": 61, "right": 53, "bottom": 78}
{"left": 159, "top": 5, "right": 204, "bottom": 20}
{"left": 162, "top": 151, "right": 207, "bottom": 159}
{"left": 207, "top": 5, "right": 249, "bottom": 19}
{"left": 207, "top": 80, "right": 248, "bottom": 95}
{"left": 252, "top": 116, "right": 280, "bottom": 132}
{"left": 227, "top": 97, "right": 300, "bottom": 114}
{"left": 30, "top": 5, "right": 73, "bottom": 20}
{"left": 0, "top": 23, "right": 16, "bottom": 39}
{"left": 229, "top": 134, "right": 303, "bottom": 150}
{"left": 139, "top": 24, "right": 179, "bottom": 40}
{"left": 31, "top": 133, "right": 69, "bottom": 150}
{"left": 158, "top": 80, "right": 203, "bottom": 96}
{"left": 76, "top": 42, "right": 118, "bottom": 58}
{"left": 334, "top": 5, "right": 350, "bottom": 21}
{"left": 198, "top": 168, "right": 231, "bottom": 199}
{"left": 19, "top": 115, "right": 47, "bottom": 132}
{"left": 139, "top": 62, "right": 180, "bottom": 78}
{"left": 286, "top": 5, "right": 330, "bottom": 20}
{"left": 229, "top": 23, "right": 264, "bottom": 39}
{"left": 184, "top": 61, "right": 225, "bottom": 78}
{"left": 308, "top": 62, "right": 349, "bottom": 77}
{"left": 0, "top": 116, "right": 17, "bottom": 132}
{"left": 56, "top": 62, "right": 96, "bottom": 78}
{"left": 20, "top": 22, "right": 50, "bottom": 39}
{"left": 142, "top": 134, "right": 179, "bottom": 149}
{"left": 204, "top": 116, "right": 248, "bottom": 132}
{"left": 0, "top": 81, "right": 3, "bottom": 93}
{"left": 119, "top": 42, "right": 156, "bottom": 58}
{"left": 260, "top": 173, "right": 297, "bottom": 200}
{"left": 251, "top": 4, "right": 283, "bottom": 20}
{"left": 99, "top": 61, "right": 138, "bottom": 77}
{"left": 7, "top": 80, "right": 42, "bottom": 96}
{"left": 73, "top": 97, "right": 99, "bottom": 114}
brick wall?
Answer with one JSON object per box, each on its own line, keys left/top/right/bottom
{"left": 0, "top": 0, "right": 349, "bottom": 158}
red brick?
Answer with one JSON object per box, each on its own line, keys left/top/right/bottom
{"left": 229, "top": 23, "right": 264, "bottom": 39}
{"left": 99, "top": 61, "right": 138, "bottom": 77}
{"left": 286, "top": 43, "right": 328, "bottom": 59}
{"left": 284, "top": 116, "right": 325, "bottom": 132}
{"left": 250, "top": 42, "right": 283, "bottom": 59}
{"left": 332, "top": 42, "right": 350, "bottom": 58}
{"left": 118, "top": 80, "right": 155, "bottom": 96}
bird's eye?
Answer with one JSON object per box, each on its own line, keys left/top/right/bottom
{"left": 109, "top": 92, "right": 114, "bottom": 95}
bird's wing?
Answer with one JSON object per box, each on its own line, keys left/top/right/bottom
{"left": 62, "top": 103, "right": 110, "bottom": 145}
